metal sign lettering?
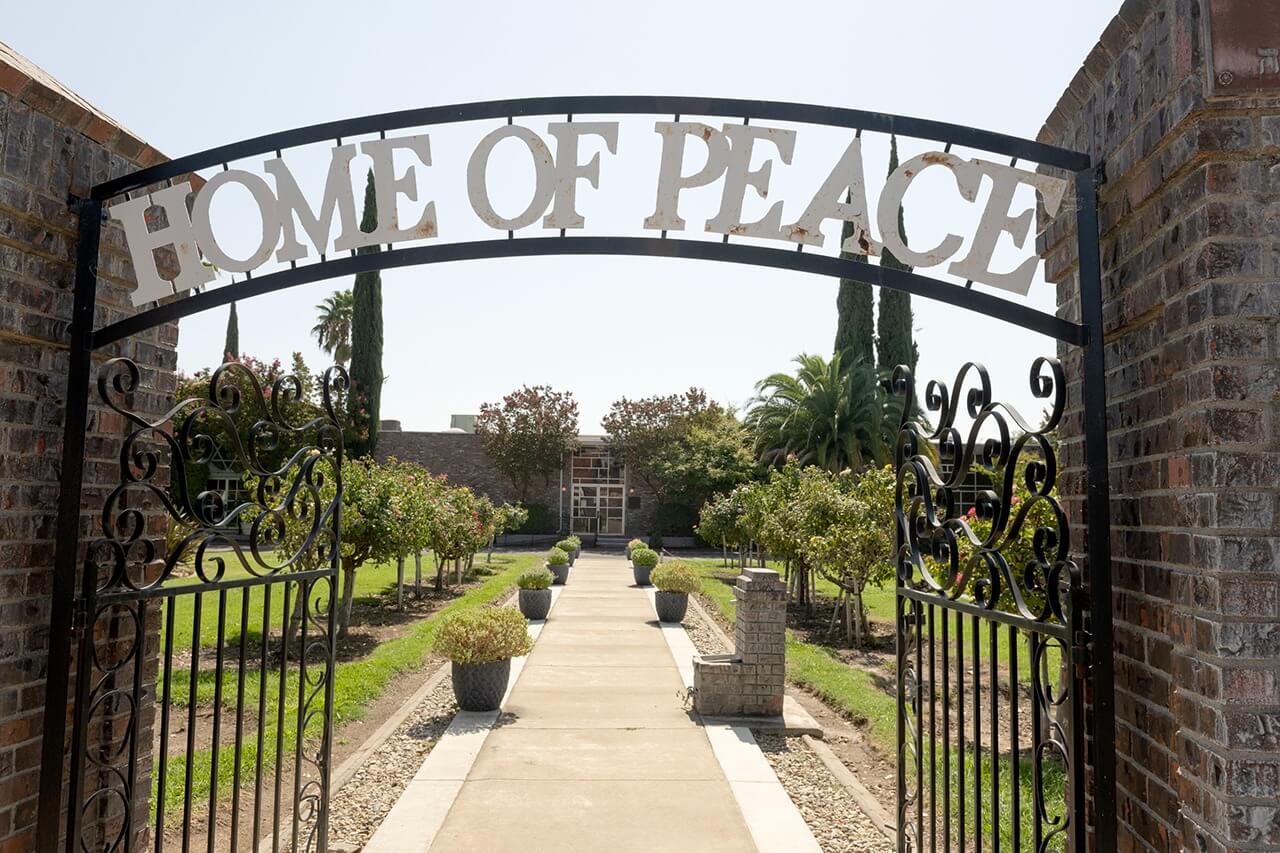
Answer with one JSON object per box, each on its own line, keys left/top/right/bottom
{"left": 113, "top": 120, "right": 1067, "bottom": 306}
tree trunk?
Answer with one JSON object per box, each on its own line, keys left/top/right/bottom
{"left": 434, "top": 555, "right": 445, "bottom": 592}
{"left": 488, "top": 535, "right": 495, "bottom": 563}
{"left": 852, "top": 589, "right": 864, "bottom": 647}
{"left": 396, "top": 556, "right": 405, "bottom": 611}
{"left": 414, "top": 552, "right": 422, "bottom": 598}
{"left": 286, "top": 583, "right": 306, "bottom": 648}
{"left": 338, "top": 563, "right": 357, "bottom": 641}
{"left": 454, "top": 557, "right": 462, "bottom": 585}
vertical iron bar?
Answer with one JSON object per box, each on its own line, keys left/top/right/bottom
{"left": 253, "top": 583, "right": 273, "bottom": 853}
{"left": 957, "top": 612, "right": 966, "bottom": 853}
{"left": 207, "top": 591, "right": 228, "bottom": 853}
{"left": 915, "top": 602, "right": 924, "bottom": 847}
{"left": 272, "top": 582, "right": 292, "bottom": 853}
{"left": 317, "top": 497, "right": 342, "bottom": 852}
{"left": 1009, "top": 625, "right": 1021, "bottom": 853}
{"left": 928, "top": 603, "right": 936, "bottom": 852}
{"left": 291, "top": 580, "right": 310, "bottom": 853}
{"left": 230, "top": 589, "right": 251, "bottom": 852}
{"left": 1031, "top": 632, "right": 1044, "bottom": 852}
{"left": 181, "top": 594, "right": 203, "bottom": 853}
{"left": 990, "top": 619, "right": 999, "bottom": 853}
{"left": 125, "top": 600, "right": 146, "bottom": 848}
{"left": 972, "top": 614, "right": 981, "bottom": 853}
{"left": 1075, "top": 165, "right": 1116, "bottom": 853}
{"left": 37, "top": 197, "right": 101, "bottom": 853}
{"left": 942, "top": 607, "right": 951, "bottom": 853}
{"left": 155, "top": 596, "right": 176, "bottom": 852}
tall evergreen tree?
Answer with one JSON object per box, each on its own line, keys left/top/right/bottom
{"left": 832, "top": 201, "right": 874, "bottom": 365}
{"left": 223, "top": 302, "right": 238, "bottom": 361}
{"left": 876, "top": 136, "right": 916, "bottom": 384}
{"left": 347, "top": 170, "right": 384, "bottom": 458}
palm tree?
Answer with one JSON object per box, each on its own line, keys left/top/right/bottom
{"left": 745, "top": 352, "right": 900, "bottom": 472}
{"left": 312, "top": 289, "right": 354, "bottom": 365}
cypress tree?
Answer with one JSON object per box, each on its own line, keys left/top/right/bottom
{"left": 832, "top": 201, "right": 874, "bottom": 366}
{"left": 876, "top": 136, "right": 916, "bottom": 380}
{"left": 223, "top": 302, "right": 238, "bottom": 361}
{"left": 347, "top": 170, "right": 384, "bottom": 458}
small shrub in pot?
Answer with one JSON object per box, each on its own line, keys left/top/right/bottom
{"left": 565, "top": 534, "right": 582, "bottom": 558}
{"left": 545, "top": 547, "right": 571, "bottom": 584}
{"left": 630, "top": 546, "right": 658, "bottom": 586}
{"left": 625, "top": 537, "right": 646, "bottom": 560}
{"left": 651, "top": 561, "right": 699, "bottom": 623}
{"left": 517, "top": 569, "right": 554, "bottom": 620}
{"left": 437, "top": 607, "right": 532, "bottom": 711}
{"left": 555, "top": 539, "right": 578, "bottom": 565}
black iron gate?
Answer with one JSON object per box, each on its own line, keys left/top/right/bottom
{"left": 37, "top": 95, "right": 1113, "bottom": 853}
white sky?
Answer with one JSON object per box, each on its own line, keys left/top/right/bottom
{"left": 7, "top": 2, "right": 1116, "bottom": 433}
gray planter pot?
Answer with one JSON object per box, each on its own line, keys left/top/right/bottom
{"left": 548, "top": 562, "right": 570, "bottom": 585}
{"left": 573, "top": 548, "right": 581, "bottom": 560}
{"left": 519, "top": 587, "right": 552, "bottom": 620}
{"left": 451, "top": 659, "right": 511, "bottom": 711}
{"left": 632, "top": 563, "right": 653, "bottom": 586}
{"left": 655, "top": 591, "right": 689, "bottom": 623}
{"left": 624, "top": 546, "right": 632, "bottom": 560}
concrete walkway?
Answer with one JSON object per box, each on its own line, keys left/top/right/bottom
{"left": 366, "top": 553, "right": 818, "bottom": 852}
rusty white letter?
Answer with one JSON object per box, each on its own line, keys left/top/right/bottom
{"left": 705, "top": 124, "right": 797, "bottom": 241}
{"left": 467, "top": 125, "right": 556, "bottom": 231}
{"left": 784, "top": 136, "right": 880, "bottom": 254}
{"left": 543, "top": 122, "right": 619, "bottom": 229}
{"left": 877, "top": 152, "right": 982, "bottom": 268}
{"left": 190, "top": 170, "right": 282, "bottom": 273}
{"left": 642, "top": 122, "right": 730, "bottom": 231}
{"left": 110, "top": 182, "right": 215, "bottom": 306}
{"left": 347, "top": 134, "right": 438, "bottom": 247}
{"left": 946, "top": 161, "right": 1068, "bottom": 294}
{"left": 267, "top": 144, "right": 360, "bottom": 262}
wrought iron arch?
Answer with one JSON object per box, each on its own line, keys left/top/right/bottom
{"left": 38, "top": 96, "right": 1116, "bottom": 853}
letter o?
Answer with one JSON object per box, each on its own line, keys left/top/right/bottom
{"left": 191, "top": 169, "right": 282, "bottom": 272}
{"left": 467, "top": 125, "right": 556, "bottom": 230}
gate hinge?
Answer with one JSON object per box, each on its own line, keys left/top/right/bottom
{"left": 1073, "top": 629, "right": 1093, "bottom": 677}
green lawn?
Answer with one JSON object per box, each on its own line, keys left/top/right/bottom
{"left": 154, "top": 552, "right": 543, "bottom": 825}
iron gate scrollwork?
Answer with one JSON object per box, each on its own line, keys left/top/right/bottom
{"left": 894, "top": 358, "right": 1087, "bottom": 853}
{"left": 68, "top": 356, "right": 346, "bottom": 852}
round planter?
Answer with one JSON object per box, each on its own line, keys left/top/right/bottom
{"left": 548, "top": 562, "right": 570, "bottom": 585}
{"left": 632, "top": 563, "right": 653, "bottom": 586}
{"left": 654, "top": 591, "right": 689, "bottom": 623}
{"left": 624, "top": 546, "right": 632, "bottom": 560}
{"left": 519, "top": 587, "right": 552, "bottom": 620}
{"left": 451, "top": 658, "right": 511, "bottom": 711}
{"left": 573, "top": 548, "right": 582, "bottom": 561}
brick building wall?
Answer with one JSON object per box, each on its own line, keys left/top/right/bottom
{"left": 0, "top": 42, "right": 179, "bottom": 852}
{"left": 375, "top": 428, "right": 664, "bottom": 539}
{"left": 1038, "top": 2, "right": 1280, "bottom": 850}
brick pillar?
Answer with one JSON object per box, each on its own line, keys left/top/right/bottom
{"left": 693, "top": 568, "right": 786, "bottom": 717}
{"left": 1037, "top": 3, "right": 1280, "bottom": 850}
{"left": 0, "top": 41, "right": 179, "bottom": 851}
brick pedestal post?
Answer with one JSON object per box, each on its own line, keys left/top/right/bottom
{"left": 693, "top": 568, "right": 787, "bottom": 717}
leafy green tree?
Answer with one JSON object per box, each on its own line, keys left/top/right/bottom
{"left": 348, "top": 170, "right": 384, "bottom": 458}
{"left": 745, "top": 352, "right": 898, "bottom": 473}
{"left": 696, "top": 485, "right": 755, "bottom": 566}
{"left": 475, "top": 385, "right": 579, "bottom": 500}
{"left": 312, "top": 289, "right": 354, "bottom": 365}
{"left": 876, "top": 135, "right": 917, "bottom": 388}
{"left": 428, "top": 481, "right": 482, "bottom": 589}
{"left": 650, "top": 410, "right": 755, "bottom": 512}
{"left": 601, "top": 389, "right": 713, "bottom": 501}
{"left": 223, "top": 302, "right": 239, "bottom": 361}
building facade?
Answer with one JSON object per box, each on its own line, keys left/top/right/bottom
{"left": 376, "top": 420, "right": 661, "bottom": 541}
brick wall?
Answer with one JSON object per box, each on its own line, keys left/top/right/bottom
{"left": 1038, "top": 3, "right": 1280, "bottom": 850}
{"left": 375, "top": 429, "right": 664, "bottom": 539}
{"left": 0, "top": 41, "right": 179, "bottom": 852}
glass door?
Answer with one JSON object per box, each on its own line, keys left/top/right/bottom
{"left": 571, "top": 447, "right": 625, "bottom": 535}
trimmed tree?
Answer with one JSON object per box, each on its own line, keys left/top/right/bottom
{"left": 223, "top": 302, "right": 239, "bottom": 361}
{"left": 833, "top": 208, "right": 873, "bottom": 365}
{"left": 348, "top": 170, "right": 384, "bottom": 458}
{"left": 876, "top": 135, "right": 916, "bottom": 383}
{"left": 601, "top": 388, "right": 712, "bottom": 501}
{"left": 475, "top": 385, "right": 579, "bottom": 501}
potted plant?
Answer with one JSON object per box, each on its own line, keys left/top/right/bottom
{"left": 517, "top": 568, "right": 554, "bottom": 620}
{"left": 630, "top": 546, "right": 658, "bottom": 586}
{"left": 546, "top": 546, "right": 571, "bottom": 585}
{"left": 565, "top": 534, "right": 583, "bottom": 559}
{"left": 436, "top": 606, "right": 532, "bottom": 711}
{"left": 651, "top": 561, "right": 699, "bottom": 623}
{"left": 625, "top": 537, "right": 646, "bottom": 560}
{"left": 556, "top": 538, "right": 578, "bottom": 566}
